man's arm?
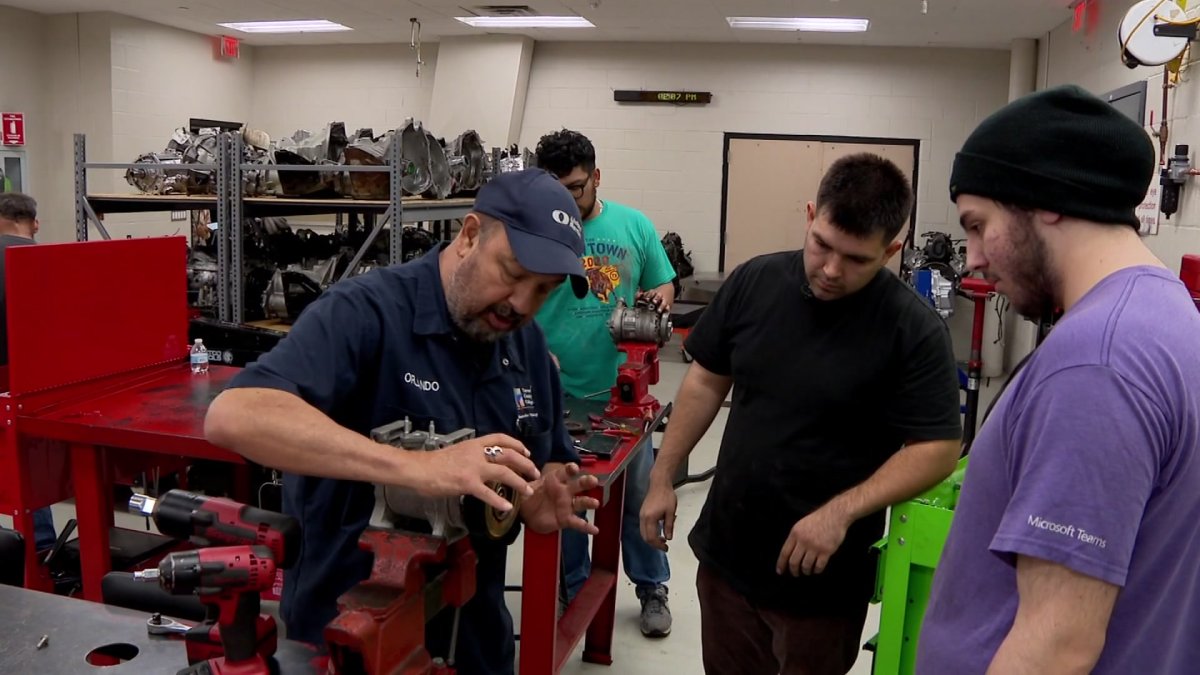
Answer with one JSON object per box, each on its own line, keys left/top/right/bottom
{"left": 777, "top": 437, "right": 959, "bottom": 575}
{"left": 639, "top": 280, "right": 675, "bottom": 312}
{"left": 640, "top": 361, "right": 733, "bottom": 550}
{"left": 206, "top": 387, "right": 539, "bottom": 511}
{"left": 825, "top": 438, "right": 959, "bottom": 526}
{"left": 987, "top": 555, "right": 1118, "bottom": 674}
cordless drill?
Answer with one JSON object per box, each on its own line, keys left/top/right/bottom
{"left": 131, "top": 490, "right": 299, "bottom": 674}
{"left": 137, "top": 545, "right": 278, "bottom": 674}
{"left": 129, "top": 490, "right": 299, "bottom": 567}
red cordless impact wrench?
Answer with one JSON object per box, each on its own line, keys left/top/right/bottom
{"left": 130, "top": 490, "right": 300, "bottom": 674}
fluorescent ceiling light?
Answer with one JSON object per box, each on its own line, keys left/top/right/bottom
{"left": 455, "top": 16, "right": 594, "bottom": 28}
{"left": 726, "top": 17, "right": 869, "bottom": 32}
{"left": 218, "top": 20, "right": 352, "bottom": 34}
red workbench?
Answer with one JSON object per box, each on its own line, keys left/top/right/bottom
{"left": 0, "top": 236, "right": 657, "bottom": 672}
{"left": 520, "top": 397, "right": 663, "bottom": 674}
{"left": 0, "top": 237, "right": 246, "bottom": 600}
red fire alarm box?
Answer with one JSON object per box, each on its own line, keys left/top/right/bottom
{"left": 2, "top": 113, "right": 24, "bottom": 146}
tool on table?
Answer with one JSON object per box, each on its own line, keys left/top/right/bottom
{"left": 147, "top": 612, "right": 193, "bottom": 636}
{"left": 135, "top": 544, "right": 278, "bottom": 674}
{"left": 129, "top": 490, "right": 299, "bottom": 568}
{"left": 131, "top": 490, "right": 298, "bottom": 675}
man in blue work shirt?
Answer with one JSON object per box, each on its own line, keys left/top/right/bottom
{"left": 205, "top": 169, "right": 602, "bottom": 674}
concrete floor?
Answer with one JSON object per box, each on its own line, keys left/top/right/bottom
{"left": 0, "top": 336, "right": 882, "bottom": 674}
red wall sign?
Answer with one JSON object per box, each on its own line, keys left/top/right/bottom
{"left": 220, "top": 35, "right": 240, "bottom": 59}
{"left": 2, "top": 113, "right": 24, "bottom": 146}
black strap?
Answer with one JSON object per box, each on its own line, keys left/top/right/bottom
{"left": 962, "top": 348, "right": 1037, "bottom": 456}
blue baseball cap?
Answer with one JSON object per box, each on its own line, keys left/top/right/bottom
{"left": 473, "top": 168, "right": 588, "bottom": 299}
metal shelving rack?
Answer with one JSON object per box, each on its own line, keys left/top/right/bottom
{"left": 74, "top": 132, "right": 474, "bottom": 324}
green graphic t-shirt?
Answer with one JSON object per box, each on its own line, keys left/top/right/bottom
{"left": 535, "top": 200, "right": 677, "bottom": 398}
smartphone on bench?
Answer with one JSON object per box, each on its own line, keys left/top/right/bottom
{"left": 577, "top": 432, "right": 621, "bottom": 458}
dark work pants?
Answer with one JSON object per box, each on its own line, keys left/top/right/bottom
{"left": 696, "top": 563, "right": 868, "bottom": 675}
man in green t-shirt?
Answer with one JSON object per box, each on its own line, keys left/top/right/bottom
{"left": 534, "top": 129, "right": 678, "bottom": 637}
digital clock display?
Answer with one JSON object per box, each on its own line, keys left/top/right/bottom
{"left": 613, "top": 90, "right": 713, "bottom": 105}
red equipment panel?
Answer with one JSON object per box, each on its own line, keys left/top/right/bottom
{"left": 6, "top": 237, "right": 189, "bottom": 395}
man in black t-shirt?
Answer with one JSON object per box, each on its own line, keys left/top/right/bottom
{"left": 640, "top": 154, "right": 962, "bottom": 675}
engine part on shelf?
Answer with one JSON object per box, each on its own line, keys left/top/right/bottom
{"left": 173, "top": 127, "right": 220, "bottom": 194}
{"left": 274, "top": 123, "right": 349, "bottom": 198}
{"left": 276, "top": 122, "right": 348, "bottom": 164}
{"left": 423, "top": 127, "right": 453, "bottom": 200}
{"left": 448, "top": 130, "right": 486, "bottom": 194}
{"left": 239, "top": 140, "right": 274, "bottom": 197}
{"left": 243, "top": 128, "right": 271, "bottom": 151}
{"left": 187, "top": 213, "right": 442, "bottom": 322}
{"left": 127, "top": 119, "right": 508, "bottom": 200}
{"left": 398, "top": 118, "right": 434, "bottom": 196}
{"left": 342, "top": 132, "right": 393, "bottom": 200}
{"left": 126, "top": 151, "right": 189, "bottom": 195}
{"left": 399, "top": 225, "right": 438, "bottom": 264}
{"left": 263, "top": 267, "right": 327, "bottom": 321}
{"left": 495, "top": 144, "right": 533, "bottom": 174}
{"left": 188, "top": 250, "right": 219, "bottom": 311}
{"left": 127, "top": 126, "right": 274, "bottom": 196}
{"left": 273, "top": 149, "right": 339, "bottom": 198}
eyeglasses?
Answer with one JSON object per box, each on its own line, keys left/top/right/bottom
{"left": 564, "top": 175, "right": 592, "bottom": 199}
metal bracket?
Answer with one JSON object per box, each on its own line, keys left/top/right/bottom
{"left": 81, "top": 199, "right": 111, "bottom": 241}
{"left": 339, "top": 206, "right": 392, "bottom": 282}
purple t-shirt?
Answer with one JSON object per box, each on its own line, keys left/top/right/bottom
{"left": 918, "top": 267, "right": 1200, "bottom": 674}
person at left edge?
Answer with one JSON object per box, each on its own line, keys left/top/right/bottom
{"left": 0, "top": 192, "right": 57, "bottom": 552}
{"left": 204, "top": 169, "right": 602, "bottom": 674}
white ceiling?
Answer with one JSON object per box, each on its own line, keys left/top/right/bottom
{"left": 4, "top": 0, "right": 1076, "bottom": 48}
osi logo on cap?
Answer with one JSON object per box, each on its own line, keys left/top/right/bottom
{"left": 552, "top": 209, "right": 583, "bottom": 239}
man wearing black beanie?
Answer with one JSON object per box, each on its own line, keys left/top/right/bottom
{"left": 919, "top": 85, "right": 1200, "bottom": 674}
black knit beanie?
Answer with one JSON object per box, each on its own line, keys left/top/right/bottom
{"left": 949, "top": 85, "right": 1155, "bottom": 229}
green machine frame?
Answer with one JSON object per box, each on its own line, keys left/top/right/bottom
{"left": 867, "top": 458, "right": 967, "bottom": 675}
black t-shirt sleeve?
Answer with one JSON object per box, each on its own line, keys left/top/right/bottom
{"left": 228, "top": 286, "right": 381, "bottom": 415}
{"left": 683, "top": 266, "right": 746, "bottom": 376}
{"left": 886, "top": 318, "right": 962, "bottom": 442}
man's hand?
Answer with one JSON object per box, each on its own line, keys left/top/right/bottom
{"left": 407, "top": 433, "right": 541, "bottom": 512}
{"left": 637, "top": 289, "right": 669, "bottom": 311}
{"left": 640, "top": 481, "right": 678, "bottom": 551}
{"left": 776, "top": 504, "right": 852, "bottom": 576}
{"left": 549, "top": 352, "right": 561, "bottom": 371}
{"left": 519, "top": 462, "right": 600, "bottom": 534}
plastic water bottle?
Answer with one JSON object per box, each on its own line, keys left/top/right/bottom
{"left": 190, "top": 338, "right": 209, "bottom": 374}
